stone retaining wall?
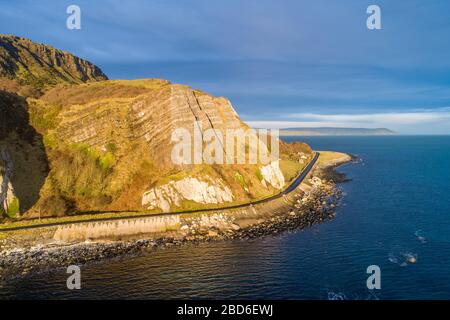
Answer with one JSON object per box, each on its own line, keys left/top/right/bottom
{"left": 53, "top": 215, "right": 181, "bottom": 242}
{"left": 52, "top": 162, "right": 316, "bottom": 242}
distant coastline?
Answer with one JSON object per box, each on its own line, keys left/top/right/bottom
{"left": 278, "top": 127, "right": 397, "bottom": 136}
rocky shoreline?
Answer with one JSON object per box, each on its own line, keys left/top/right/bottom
{"left": 0, "top": 159, "right": 352, "bottom": 281}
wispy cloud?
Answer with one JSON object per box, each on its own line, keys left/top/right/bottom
{"left": 247, "top": 109, "right": 450, "bottom": 134}
{"left": 2, "top": 0, "right": 450, "bottom": 135}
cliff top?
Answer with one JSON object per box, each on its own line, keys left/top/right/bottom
{"left": 0, "top": 34, "right": 108, "bottom": 96}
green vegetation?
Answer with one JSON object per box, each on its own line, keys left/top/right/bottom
{"left": 156, "top": 169, "right": 190, "bottom": 186}
{"left": 317, "top": 151, "right": 351, "bottom": 167}
{"left": 28, "top": 100, "right": 61, "bottom": 132}
{"left": 234, "top": 172, "right": 249, "bottom": 192}
{"left": 49, "top": 143, "right": 115, "bottom": 203}
{"left": 1, "top": 197, "right": 20, "bottom": 218}
{"left": 98, "top": 152, "right": 115, "bottom": 171}
{"left": 0, "top": 34, "right": 107, "bottom": 94}
{"left": 106, "top": 142, "right": 117, "bottom": 153}
{"left": 0, "top": 34, "right": 318, "bottom": 221}
{"left": 279, "top": 159, "right": 303, "bottom": 182}
{"left": 70, "top": 143, "right": 116, "bottom": 172}
{"left": 43, "top": 132, "right": 58, "bottom": 149}
{"left": 255, "top": 168, "right": 263, "bottom": 181}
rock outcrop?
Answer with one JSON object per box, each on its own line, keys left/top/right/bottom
{"left": 53, "top": 81, "right": 246, "bottom": 168}
{"left": 260, "top": 160, "right": 286, "bottom": 190}
{"left": 142, "top": 177, "right": 233, "bottom": 212}
{"left": 0, "top": 147, "right": 18, "bottom": 217}
{"left": 0, "top": 90, "right": 49, "bottom": 217}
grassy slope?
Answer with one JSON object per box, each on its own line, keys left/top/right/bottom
{"left": 1, "top": 79, "right": 313, "bottom": 220}
{"left": 0, "top": 152, "right": 318, "bottom": 231}
{"left": 317, "top": 151, "right": 352, "bottom": 167}
{"left": 1, "top": 62, "right": 314, "bottom": 221}
{"left": 0, "top": 35, "right": 315, "bottom": 221}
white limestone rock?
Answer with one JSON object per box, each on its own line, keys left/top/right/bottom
{"left": 310, "top": 176, "right": 323, "bottom": 187}
{"left": 0, "top": 148, "right": 17, "bottom": 216}
{"left": 260, "top": 160, "right": 285, "bottom": 190}
{"left": 142, "top": 177, "right": 234, "bottom": 212}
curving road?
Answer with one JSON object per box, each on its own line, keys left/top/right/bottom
{"left": 0, "top": 152, "right": 320, "bottom": 233}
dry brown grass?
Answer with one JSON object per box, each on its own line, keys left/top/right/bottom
{"left": 39, "top": 82, "right": 150, "bottom": 108}
{"left": 2, "top": 78, "right": 319, "bottom": 221}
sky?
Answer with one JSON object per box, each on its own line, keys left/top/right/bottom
{"left": 1, "top": 0, "right": 450, "bottom": 134}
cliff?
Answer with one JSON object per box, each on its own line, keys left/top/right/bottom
{"left": 0, "top": 34, "right": 107, "bottom": 96}
{"left": 0, "top": 36, "right": 312, "bottom": 219}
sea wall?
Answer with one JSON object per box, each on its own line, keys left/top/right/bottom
{"left": 0, "top": 152, "right": 352, "bottom": 279}
{"left": 52, "top": 160, "right": 316, "bottom": 242}
{"left": 53, "top": 215, "right": 181, "bottom": 242}
{"left": 52, "top": 191, "right": 300, "bottom": 242}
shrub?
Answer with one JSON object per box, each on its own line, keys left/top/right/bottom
{"left": 98, "top": 152, "right": 115, "bottom": 171}
{"left": 4, "top": 197, "right": 20, "bottom": 218}
{"left": 256, "top": 168, "right": 263, "bottom": 181}
{"left": 50, "top": 144, "right": 114, "bottom": 200}
{"left": 43, "top": 133, "right": 58, "bottom": 149}
{"left": 234, "top": 172, "right": 249, "bottom": 191}
{"left": 106, "top": 142, "right": 117, "bottom": 153}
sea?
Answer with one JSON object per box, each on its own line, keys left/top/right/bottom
{"left": 1, "top": 136, "right": 449, "bottom": 300}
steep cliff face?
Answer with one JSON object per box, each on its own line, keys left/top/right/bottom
{"left": 0, "top": 36, "right": 313, "bottom": 218}
{"left": 0, "top": 34, "right": 107, "bottom": 96}
{"left": 0, "top": 147, "right": 18, "bottom": 217}
{"left": 51, "top": 80, "right": 245, "bottom": 168}
{"left": 33, "top": 79, "right": 288, "bottom": 214}
{"left": 0, "top": 90, "right": 49, "bottom": 218}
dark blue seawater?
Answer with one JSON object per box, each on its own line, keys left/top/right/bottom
{"left": 1, "top": 136, "right": 449, "bottom": 300}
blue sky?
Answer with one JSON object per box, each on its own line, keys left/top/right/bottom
{"left": 1, "top": 0, "right": 450, "bottom": 133}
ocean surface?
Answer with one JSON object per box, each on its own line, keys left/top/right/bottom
{"left": 1, "top": 136, "right": 450, "bottom": 300}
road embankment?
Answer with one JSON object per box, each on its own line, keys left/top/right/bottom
{"left": 0, "top": 151, "right": 353, "bottom": 279}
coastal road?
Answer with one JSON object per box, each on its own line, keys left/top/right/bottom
{"left": 0, "top": 152, "right": 320, "bottom": 233}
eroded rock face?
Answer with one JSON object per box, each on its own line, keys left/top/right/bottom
{"left": 56, "top": 82, "right": 246, "bottom": 169}
{"left": 0, "top": 147, "right": 18, "bottom": 217}
{"left": 142, "top": 177, "right": 234, "bottom": 212}
{"left": 17, "top": 79, "right": 285, "bottom": 215}
{"left": 260, "top": 160, "right": 285, "bottom": 190}
{"left": 0, "top": 35, "right": 314, "bottom": 217}
{"left": 0, "top": 34, "right": 107, "bottom": 89}
{"left": 0, "top": 90, "right": 49, "bottom": 217}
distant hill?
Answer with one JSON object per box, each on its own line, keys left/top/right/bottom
{"left": 279, "top": 127, "right": 397, "bottom": 136}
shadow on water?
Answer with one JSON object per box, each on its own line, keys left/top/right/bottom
{"left": 0, "top": 90, "right": 49, "bottom": 215}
